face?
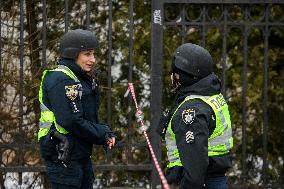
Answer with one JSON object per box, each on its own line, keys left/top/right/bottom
{"left": 171, "top": 73, "right": 180, "bottom": 85}
{"left": 76, "top": 49, "right": 96, "bottom": 72}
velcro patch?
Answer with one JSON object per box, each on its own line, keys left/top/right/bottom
{"left": 65, "top": 84, "right": 80, "bottom": 101}
{"left": 182, "top": 108, "right": 195, "bottom": 125}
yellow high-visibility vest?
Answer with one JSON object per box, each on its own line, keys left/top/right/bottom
{"left": 166, "top": 94, "right": 233, "bottom": 168}
{"left": 37, "top": 65, "right": 80, "bottom": 141}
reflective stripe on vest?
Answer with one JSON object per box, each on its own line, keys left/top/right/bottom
{"left": 165, "top": 93, "right": 233, "bottom": 168}
{"left": 37, "top": 65, "right": 79, "bottom": 141}
{"left": 165, "top": 98, "right": 189, "bottom": 168}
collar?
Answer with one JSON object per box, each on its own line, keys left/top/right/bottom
{"left": 58, "top": 58, "right": 91, "bottom": 80}
{"left": 174, "top": 73, "right": 221, "bottom": 103}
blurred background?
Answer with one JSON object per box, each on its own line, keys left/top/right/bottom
{"left": 0, "top": 0, "right": 283, "bottom": 188}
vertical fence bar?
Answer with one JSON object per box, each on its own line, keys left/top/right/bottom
{"left": 181, "top": 4, "right": 186, "bottom": 44}
{"left": 151, "top": 0, "right": 163, "bottom": 188}
{"left": 128, "top": 0, "right": 134, "bottom": 125}
{"left": 86, "top": 0, "right": 90, "bottom": 30}
{"left": 107, "top": 0, "right": 113, "bottom": 128}
{"left": 241, "top": 6, "right": 249, "bottom": 185}
{"left": 127, "top": 0, "right": 134, "bottom": 183}
{"left": 201, "top": 5, "right": 206, "bottom": 47}
{"left": 64, "top": 0, "right": 69, "bottom": 33}
{"left": 19, "top": 0, "right": 25, "bottom": 185}
{"left": 42, "top": 0, "right": 47, "bottom": 68}
{"left": 41, "top": 0, "right": 48, "bottom": 180}
{"left": 106, "top": 0, "right": 113, "bottom": 177}
{"left": 221, "top": 5, "right": 227, "bottom": 97}
{"left": 282, "top": 91, "right": 284, "bottom": 186}
{"left": 19, "top": 0, "right": 24, "bottom": 137}
{"left": 262, "top": 4, "right": 269, "bottom": 187}
{"left": 0, "top": 0, "right": 3, "bottom": 79}
{"left": 0, "top": 0, "right": 2, "bottom": 79}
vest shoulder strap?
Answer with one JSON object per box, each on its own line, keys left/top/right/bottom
{"left": 39, "top": 65, "right": 80, "bottom": 104}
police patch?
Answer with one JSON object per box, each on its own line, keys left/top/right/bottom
{"left": 65, "top": 84, "right": 80, "bottom": 101}
{"left": 182, "top": 108, "right": 195, "bottom": 124}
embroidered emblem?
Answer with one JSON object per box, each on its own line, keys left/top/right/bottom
{"left": 65, "top": 84, "right": 80, "bottom": 101}
{"left": 185, "top": 130, "right": 194, "bottom": 143}
{"left": 182, "top": 108, "right": 195, "bottom": 124}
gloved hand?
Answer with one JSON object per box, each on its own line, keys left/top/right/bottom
{"left": 50, "top": 131, "right": 71, "bottom": 166}
{"left": 165, "top": 166, "right": 183, "bottom": 185}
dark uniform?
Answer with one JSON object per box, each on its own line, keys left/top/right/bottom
{"left": 38, "top": 29, "right": 115, "bottom": 189}
{"left": 158, "top": 43, "right": 233, "bottom": 189}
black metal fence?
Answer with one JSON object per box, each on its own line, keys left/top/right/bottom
{"left": 1, "top": 0, "right": 284, "bottom": 188}
{"left": 1, "top": 0, "right": 154, "bottom": 188}
{"left": 152, "top": 0, "right": 284, "bottom": 188}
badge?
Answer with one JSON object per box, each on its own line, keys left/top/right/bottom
{"left": 65, "top": 84, "right": 80, "bottom": 101}
{"left": 185, "top": 130, "right": 195, "bottom": 143}
{"left": 182, "top": 108, "right": 195, "bottom": 124}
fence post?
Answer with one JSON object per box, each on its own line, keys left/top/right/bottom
{"left": 151, "top": 0, "right": 164, "bottom": 188}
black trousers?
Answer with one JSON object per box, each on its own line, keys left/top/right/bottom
{"left": 45, "top": 158, "right": 94, "bottom": 189}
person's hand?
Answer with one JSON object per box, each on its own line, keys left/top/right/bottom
{"left": 106, "top": 136, "right": 116, "bottom": 149}
{"left": 105, "top": 132, "right": 116, "bottom": 149}
{"left": 165, "top": 166, "right": 183, "bottom": 184}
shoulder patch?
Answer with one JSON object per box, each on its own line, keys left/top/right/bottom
{"left": 65, "top": 84, "right": 80, "bottom": 101}
{"left": 182, "top": 108, "right": 195, "bottom": 124}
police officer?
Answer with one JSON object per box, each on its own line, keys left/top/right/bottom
{"left": 157, "top": 43, "right": 233, "bottom": 189}
{"left": 38, "top": 29, "right": 116, "bottom": 189}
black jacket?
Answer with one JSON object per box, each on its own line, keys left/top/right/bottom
{"left": 166, "top": 73, "right": 232, "bottom": 189}
{"left": 40, "top": 58, "right": 113, "bottom": 160}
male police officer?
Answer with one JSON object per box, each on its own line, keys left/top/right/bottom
{"left": 38, "top": 29, "right": 115, "bottom": 189}
{"left": 158, "top": 43, "right": 233, "bottom": 189}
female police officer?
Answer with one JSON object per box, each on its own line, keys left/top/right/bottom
{"left": 158, "top": 43, "right": 233, "bottom": 189}
{"left": 38, "top": 29, "right": 115, "bottom": 189}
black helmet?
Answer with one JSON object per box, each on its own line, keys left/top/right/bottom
{"left": 172, "top": 43, "right": 213, "bottom": 78}
{"left": 59, "top": 29, "right": 99, "bottom": 59}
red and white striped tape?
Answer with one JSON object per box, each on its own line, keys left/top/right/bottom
{"left": 127, "top": 83, "right": 170, "bottom": 189}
